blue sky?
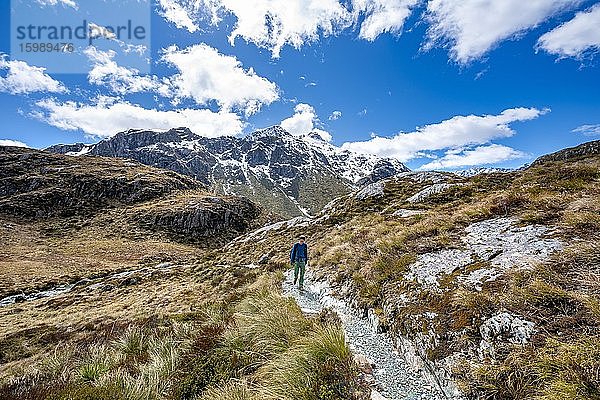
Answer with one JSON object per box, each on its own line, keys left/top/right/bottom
{"left": 1, "top": 0, "right": 599, "bottom": 170}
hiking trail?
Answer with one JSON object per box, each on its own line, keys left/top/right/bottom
{"left": 282, "top": 269, "right": 459, "bottom": 400}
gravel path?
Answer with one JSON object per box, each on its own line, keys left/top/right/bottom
{"left": 282, "top": 269, "right": 449, "bottom": 400}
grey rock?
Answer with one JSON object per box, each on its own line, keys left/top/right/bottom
{"left": 258, "top": 253, "right": 272, "bottom": 264}
{"left": 532, "top": 139, "right": 600, "bottom": 166}
{"left": 406, "top": 184, "right": 458, "bottom": 203}
{"left": 13, "top": 294, "right": 26, "bottom": 303}
{"left": 119, "top": 277, "right": 141, "bottom": 287}
{"left": 405, "top": 217, "right": 562, "bottom": 290}
{"left": 391, "top": 209, "right": 423, "bottom": 218}
{"left": 355, "top": 181, "right": 385, "bottom": 200}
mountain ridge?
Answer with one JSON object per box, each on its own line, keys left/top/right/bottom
{"left": 46, "top": 126, "right": 409, "bottom": 217}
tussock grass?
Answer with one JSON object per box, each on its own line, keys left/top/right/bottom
{"left": 2, "top": 320, "right": 198, "bottom": 400}
{"left": 2, "top": 288, "right": 365, "bottom": 400}
{"left": 199, "top": 379, "right": 256, "bottom": 400}
{"left": 217, "top": 291, "right": 311, "bottom": 374}
{"left": 257, "top": 325, "right": 359, "bottom": 400}
{"left": 465, "top": 337, "right": 600, "bottom": 400}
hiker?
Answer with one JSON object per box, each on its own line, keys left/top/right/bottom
{"left": 290, "top": 235, "right": 308, "bottom": 290}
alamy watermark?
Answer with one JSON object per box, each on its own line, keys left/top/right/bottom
{"left": 10, "top": 0, "right": 151, "bottom": 74}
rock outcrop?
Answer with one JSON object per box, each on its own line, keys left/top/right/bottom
{"left": 532, "top": 139, "right": 600, "bottom": 165}
{"left": 0, "top": 146, "right": 200, "bottom": 218}
{"left": 0, "top": 146, "right": 263, "bottom": 244}
{"left": 128, "top": 194, "right": 261, "bottom": 242}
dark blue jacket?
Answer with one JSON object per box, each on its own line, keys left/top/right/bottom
{"left": 290, "top": 242, "right": 308, "bottom": 263}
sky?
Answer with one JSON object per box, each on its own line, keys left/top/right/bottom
{"left": 1, "top": 0, "right": 599, "bottom": 171}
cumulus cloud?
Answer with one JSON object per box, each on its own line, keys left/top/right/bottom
{"left": 0, "top": 139, "right": 29, "bottom": 148}
{"left": 537, "top": 4, "right": 600, "bottom": 59}
{"left": 342, "top": 107, "right": 548, "bottom": 161}
{"left": 0, "top": 55, "right": 67, "bottom": 95}
{"left": 423, "top": 0, "right": 581, "bottom": 64}
{"left": 84, "top": 47, "right": 163, "bottom": 95}
{"left": 158, "top": 0, "right": 200, "bottom": 32}
{"left": 353, "top": 0, "right": 420, "bottom": 41}
{"left": 36, "top": 0, "right": 77, "bottom": 9}
{"left": 155, "top": 0, "right": 598, "bottom": 63}
{"left": 194, "top": 0, "right": 353, "bottom": 58}
{"left": 418, "top": 144, "right": 527, "bottom": 170}
{"left": 572, "top": 124, "right": 600, "bottom": 136}
{"left": 329, "top": 110, "right": 342, "bottom": 120}
{"left": 34, "top": 98, "right": 243, "bottom": 138}
{"left": 281, "top": 103, "right": 318, "bottom": 135}
{"left": 162, "top": 44, "right": 278, "bottom": 115}
{"left": 160, "top": 0, "right": 418, "bottom": 54}
{"left": 281, "top": 103, "right": 333, "bottom": 142}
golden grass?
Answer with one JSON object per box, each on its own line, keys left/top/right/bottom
{"left": 1, "top": 286, "right": 365, "bottom": 400}
{"left": 0, "top": 217, "right": 204, "bottom": 297}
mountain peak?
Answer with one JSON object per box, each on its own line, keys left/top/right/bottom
{"left": 46, "top": 125, "right": 409, "bottom": 217}
{"left": 307, "top": 131, "right": 327, "bottom": 142}
{"left": 247, "top": 125, "right": 291, "bottom": 140}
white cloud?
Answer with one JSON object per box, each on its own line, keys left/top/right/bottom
{"left": 418, "top": 144, "right": 527, "bottom": 170}
{"left": 0, "top": 139, "right": 29, "bottom": 148}
{"left": 0, "top": 55, "right": 67, "bottom": 95}
{"left": 537, "top": 4, "right": 600, "bottom": 59}
{"left": 34, "top": 98, "right": 243, "bottom": 138}
{"left": 572, "top": 124, "right": 600, "bottom": 136}
{"left": 198, "top": 0, "right": 353, "bottom": 58}
{"left": 281, "top": 103, "right": 318, "bottom": 135}
{"left": 84, "top": 47, "right": 163, "bottom": 95}
{"left": 159, "top": 0, "right": 417, "bottom": 55}
{"left": 342, "top": 107, "right": 547, "bottom": 161}
{"left": 280, "top": 103, "right": 333, "bottom": 142}
{"left": 158, "top": 0, "right": 200, "bottom": 33}
{"left": 162, "top": 44, "right": 278, "bottom": 115}
{"left": 329, "top": 110, "right": 342, "bottom": 120}
{"left": 36, "top": 0, "right": 77, "bottom": 9}
{"left": 423, "top": 0, "right": 581, "bottom": 64}
{"left": 353, "top": 0, "right": 420, "bottom": 41}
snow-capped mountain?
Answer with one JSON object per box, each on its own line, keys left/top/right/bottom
{"left": 46, "top": 126, "right": 408, "bottom": 217}
{"left": 451, "top": 167, "right": 512, "bottom": 177}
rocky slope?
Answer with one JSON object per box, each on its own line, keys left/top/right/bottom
{"left": 0, "top": 147, "right": 262, "bottom": 238}
{"left": 0, "top": 146, "right": 200, "bottom": 218}
{"left": 451, "top": 167, "right": 512, "bottom": 178}
{"left": 0, "top": 146, "right": 265, "bottom": 298}
{"left": 46, "top": 126, "right": 409, "bottom": 217}
{"left": 532, "top": 139, "right": 600, "bottom": 165}
{"left": 214, "top": 139, "right": 600, "bottom": 400}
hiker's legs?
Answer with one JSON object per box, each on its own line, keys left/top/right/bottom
{"left": 293, "top": 261, "right": 299, "bottom": 284}
{"left": 298, "top": 260, "right": 306, "bottom": 288}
